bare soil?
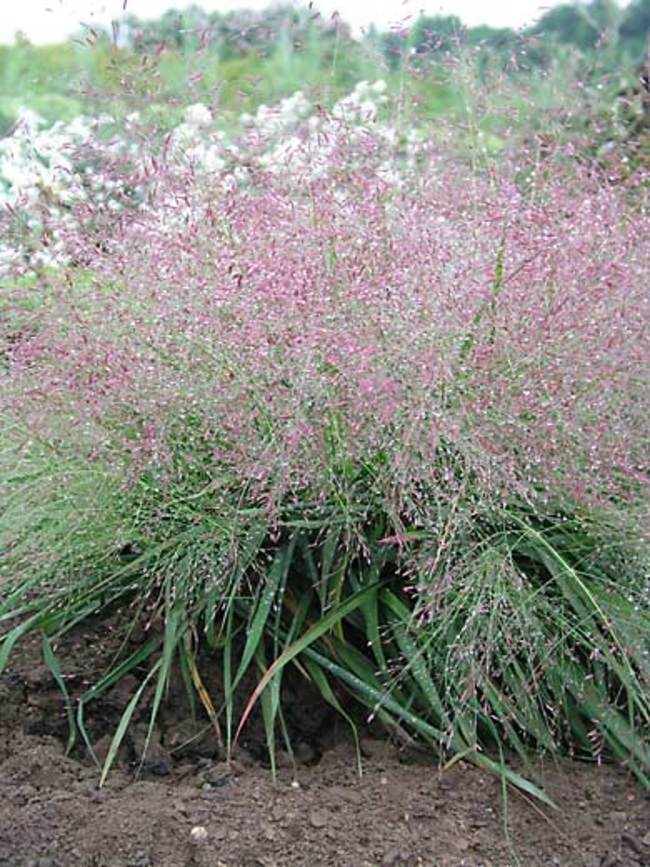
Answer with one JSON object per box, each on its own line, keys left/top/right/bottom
{"left": 0, "top": 616, "right": 648, "bottom": 867}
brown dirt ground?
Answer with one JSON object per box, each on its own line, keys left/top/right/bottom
{"left": 0, "top": 616, "right": 648, "bottom": 867}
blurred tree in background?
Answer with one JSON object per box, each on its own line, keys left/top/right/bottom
{"left": 0, "top": 0, "right": 647, "bottom": 139}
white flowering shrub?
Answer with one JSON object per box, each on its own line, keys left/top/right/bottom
{"left": 0, "top": 108, "right": 148, "bottom": 271}
{"left": 0, "top": 80, "right": 433, "bottom": 274}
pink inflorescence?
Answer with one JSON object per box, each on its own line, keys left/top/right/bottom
{"left": 2, "top": 126, "right": 649, "bottom": 523}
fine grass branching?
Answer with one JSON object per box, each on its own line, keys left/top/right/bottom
{"left": 0, "top": 82, "right": 648, "bottom": 804}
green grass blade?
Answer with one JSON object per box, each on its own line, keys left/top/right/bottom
{"left": 76, "top": 637, "right": 160, "bottom": 767}
{"left": 231, "top": 536, "right": 297, "bottom": 695}
{"left": 382, "top": 589, "right": 447, "bottom": 722}
{"left": 255, "top": 642, "right": 281, "bottom": 780}
{"left": 0, "top": 614, "right": 44, "bottom": 672}
{"left": 99, "top": 661, "right": 161, "bottom": 787}
{"left": 303, "top": 656, "right": 362, "bottom": 776}
{"left": 140, "top": 595, "right": 186, "bottom": 774}
{"left": 42, "top": 635, "right": 76, "bottom": 755}
{"left": 234, "top": 578, "right": 384, "bottom": 745}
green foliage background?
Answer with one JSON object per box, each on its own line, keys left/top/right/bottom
{"left": 1, "top": 0, "right": 648, "bottom": 135}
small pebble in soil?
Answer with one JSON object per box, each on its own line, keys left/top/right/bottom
{"left": 203, "top": 772, "right": 230, "bottom": 788}
{"left": 140, "top": 759, "right": 172, "bottom": 776}
{"left": 190, "top": 825, "right": 209, "bottom": 844}
{"left": 309, "top": 808, "right": 330, "bottom": 828}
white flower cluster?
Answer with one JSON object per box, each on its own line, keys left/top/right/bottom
{"left": 331, "top": 79, "right": 388, "bottom": 123}
{"left": 0, "top": 108, "right": 85, "bottom": 207}
{"left": 169, "top": 103, "right": 227, "bottom": 173}
{"left": 238, "top": 80, "right": 395, "bottom": 180}
{"left": 0, "top": 108, "right": 145, "bottom": 271}
{"left": 0, "top": 79, "right": 431, "bottom": 273}
{"left": 164, "top": 81, "right": 392, "bottom": 181}
{"left": 240, "top": 89, "right": 312, "bottom": 138}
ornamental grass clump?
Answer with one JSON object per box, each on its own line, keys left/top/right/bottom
{"left": 1, "top": 117, "right": 648, "bottom": 799}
